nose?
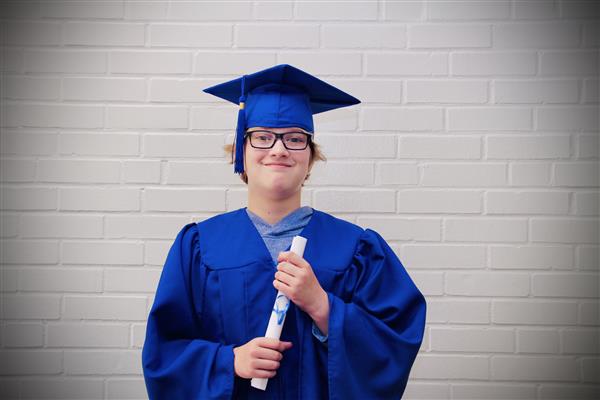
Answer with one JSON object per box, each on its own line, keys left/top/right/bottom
{"left": 269, "top": 136, "right": 289, "bottom": 155}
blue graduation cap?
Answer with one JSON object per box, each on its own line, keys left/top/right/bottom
{"left": 203, "top": 64, "right": 361, "bottom": 174}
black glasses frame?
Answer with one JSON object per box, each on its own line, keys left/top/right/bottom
{"left": 245, "top": 130, "right": 311, "bottom": 150}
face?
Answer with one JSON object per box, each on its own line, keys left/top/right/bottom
{"left": 244, "top": 126, "right": 312, "bottom": 198}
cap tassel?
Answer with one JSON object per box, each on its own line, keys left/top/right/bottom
{"left": 234, "top": 76, "right": 247, "bottom": 174}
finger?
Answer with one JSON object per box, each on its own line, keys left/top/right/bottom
{"left": 274, "top": 271, "right": 294, "bottom": 286}
{"left": 253, "top": 369, "right": 277, "bottom": 379}
{"left": 256, "top": 337, "right": 286, "bottom": 350}
{"left": 277, "top": 261, "right": 299, "bottom": 277}
{"left": 254, "top": 347, "right": 283, "bottom": 361}
{"left": 278, "top": 252, "right": 311, "bottom": 270}
{"left": 252, "top": 359, "right": 280, "bottom": 371}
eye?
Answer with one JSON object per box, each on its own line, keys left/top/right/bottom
{"left": 285, "top": 134, "right": 307, "bottom": 143}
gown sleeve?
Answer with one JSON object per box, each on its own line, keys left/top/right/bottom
{"left": 326, "top": 228, "right": 426, "bottom": 400}
{"left": 142, "top": 223, "right": 235, "bottom": 400}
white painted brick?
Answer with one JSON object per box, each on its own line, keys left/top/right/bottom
{"left": 555, "top": 162, "right": 599, "bottom": 187}
{"left": 3, "top": 21, "right": 61, "bottom": 46}
{"left": 0, "top": 351, "right": 62, "bottom": 375}
{"left": 494, "top": 80, "right": 579, "bottom": 104}
{"left": 254, "top": 1, "right": 293, "bottom": 19}
{"left": 64, "top": 296, "right": 147, "bottom": 321}
{"left": 563, "top": 329, "right": 599, "bottom": 354}
{"left": 59, "top": 188, "right": 140, "bottom": 212}
{"left": 124, "top": 0, "right": 168, "bottom": 19}
{"left": 581, "top": 358, "right": 600, "bottom": 383}
{"left": 122, "top": 160, "right": 161, "bottom": 184}
{"left": 106, "top": 106, "right": 188, "bottom": 129}
{"left": 383, "top": 0, "right": 425, "bottom": 21}
{"left": 430, "top": 327, "right": 514, "bottom": 352}
{"left": 580, "top": 302, "right": 599, "bottom": 326}
{"left": 402, "top": 382, "right": 449, "bottom": 400}
{"left": 3, "top": 104, "right": 104, "bottom": 129}
{"left": 445, "top": 218, "right": 527, "bottom": 242}
{"left": 105, "top": 216, "right": 189, "bottom": 239}
{"left": 538, "top": 107, "right": 598, "bottom": 132}
{"left": 451, "top": 384, "right": 537, "bottom": 400}
{"left": 377, "top": 162, "right": 418, "bottom": 185}
{"left": 492, "top": 356, "right": 578, "bottom": 381}
{"left": 279, "top": 52, "right": 362, "bottom": 75}
{"left": 19, "top": 268, "right": 103, "bottom": 293}
{"left": 63, "top": 22, "right": 145, "bottom": 46}
{"left": 429, "top": 1, "right": 510, "bottom": 20}
{"left": 60, "top": 133, "right": 139, "bottom": 156}
{"left": 110, "top": 50, "right": 191, "bottom": 74}
{"left": 0, "top": 2, "right": 41, "bottom": 18}
{"left": 356, "top": 217, "right": 441, "bottom": 241}
{"left": 168, "top": 1, "right": 252, "bottom": 20}
{"left": 362, "top": 107, "right": 443, "bottom": 131}
{"left": 1, "top": 268, "right": 18, "bottom": 291}
{"left": 144, "top": 188, "right": 226, "bottom": 212}
{"left": 38, "top": 159, "right": 120, "bottom": 183}
{"left": 583, "top": 22, "right": 600, "bottom": 48}
{"left": 47, "top": 323, "right": 129, "bottom": 347}
{"left": 0, "top": 215, "right": 19, "bottom": 238}
{"left": 322, "top": 24, "right": 406, "bottom": 48}
{"left": 306, "top": 161, "right": 373, "bottom": 186}
{"left": 2, "top": 76, "right": 60, "bottom": 100}
{"left": 313, "top": 189, "right": 396, "bottom": 213}
{"left": 490, "top": 245, "right": 573, "bottom": 270}
{"left": 408, "top": 271, "right": 444, "bottom": 295}
{"left": 397, "top": 190, "right": 481, "bottom": 214}
{"left": 166, "top": 161, "right": 245, "bottom": 186}
{"left": 531, "top": 218, "right": 598, "bottom": 244}
{"left": 150, "top": 78, "right": 221, "bottom": 102}
{"left": 19, "top": 379, "right": 104, "bottom": 400}
{"left": 0, "top": 159, "right": 35, "bottom": 182}
{"left": 402, "top": 244, "right": 486, "bottom": 268}
{"left": 0, "top": 240, "right": 59, "bottom": 265}
{"left": 144, "top": 240, "right": 171, "bottom": 265}
{"left": 1, "top": 49, "right": 22, "bottom": 72}
{"left": 422, "top": 163, "right": 507, "bottom": 187}
{"left": 132, "top": 323, "right": 147, "bottom": 347}
{"left": 540, "top": 51, "right": 599, "bottom": 76}
{"left": 493, "top": 300, "right": 577, "bottom": 325}
{"left": 2, "top": 324, "right": 44, "bottom": 347}
{"left": 107, "top": 378, "right": 152, "bottom": 400}
{"left": 23, "top": 50, "right": 107, "bottom": 73}
{"left": 40, "top": 1, "right": 123, "bottom": 18}
{"left": 488, "top": 135, "right": 570, "bottom": 160}
{"left": 406, "top": 80, "right": 487, "bottom": 103}
{"left": 561, "top": 1, "right": 600, "bottom": 18}
{"left": 105, "top": 268, "right": 161, "bottom": 293}
{"left": 237, "top": 24, "right": 318, "bottom": 48}
{"left": 532, "top": 273, "right": 599, "bottom": 298}
{"left": 578, "top": 134, "right": 599, "bottom": 158}
{"left": 20, "top": 214, "right": 103, "bottom": 239}
{"left": 510, "top": 162, "right": 552, "bottom": 186}
{"left": 313, "top": 108, "right": 358, "bottom": 131}
{"left": 486, "top": 191, "right": 569, "bottom": 215}
{"left": 62, "top": 241, "right": 144, "bottom": 265}
{"left": 494, "top": 22, "right": 580, "bottom": 49}
{"left": 0, "top": 131, "right": 57, "bottom": 156}
{"left": 190, "top": 106, "right": 237, "bottom": 130}
{"left": 427, "top": 299, "right": 490, "bottom": 323}
{"left": 447, "top": 271, "right": 529, "bottom": 296}
{"left": 577, "top": 245, "right": 599, "bottom": 271}
{"left": 194, "top": 52, "right": 277, "bottom": 74}
{"left": 517, "top": 329, "right": 560, "bottom": 354}
{"left": 329, "top": 79, "right": 402, "bottom": 103}
{"left": 317, "top": 135, "right": 396, "bottom": 159}
{"left": 2, "top": 295, "right": 60, "bottom": 319}
{"left": 411, "top": 354, "right": 489, "bottom": 379}
{"left": 150, "top": 24, "right": 232, "bottom": 47}
{"left": 1, "top": 187, "right": 57, "bottom": 211}
{"left": 514, "top": 0, "right": 559, "bottom": 19}
{"left": 367, "top": 53, "right": 448, "bottom": 76}
{"left": 409, "top": 24, "right": 491, "bottom": 48}
{"left": 452, "top": 52, "right": 536, "bottom": 76}
{"left": 295, "top": 1, "right": 377, "bottom": 20}
{"left": 63, "top": 77, "right": 146, "bottom": 102}
{"left": 448, "top": 107, "right": 532, "bottom": 131}
{"left": 65, "top": 350, "right": 141, "bottom": 374}
{"left": 144, "top": 133, "right": 225, "bottom": 157}
{"left": 400, "top": 136, "right": 481, "bottom": 158}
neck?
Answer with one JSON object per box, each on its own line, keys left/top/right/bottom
{"left": 247, "top": 190, "right": 302, "bottom": 225}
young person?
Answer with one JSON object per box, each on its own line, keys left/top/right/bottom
{"left": 142, "top": 64, "right": 426, "bottom": 399}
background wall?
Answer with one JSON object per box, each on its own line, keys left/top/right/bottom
{"left": 0, "top": 1, "right": 598, "bottom": 399}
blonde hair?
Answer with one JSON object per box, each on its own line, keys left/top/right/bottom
{"left": 223, "top": 133, "right": 326, "bottom": 185}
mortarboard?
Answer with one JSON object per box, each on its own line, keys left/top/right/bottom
{"left": 203, "top": 64, "right": 360, "bottom": 174}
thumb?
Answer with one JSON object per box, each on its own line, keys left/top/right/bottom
{"left": 279, "top": 341, "right": 293, "bottom": 351}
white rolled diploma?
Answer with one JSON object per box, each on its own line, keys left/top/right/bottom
{"left": 250, "top": 235, "right": 308, "bottom": 391}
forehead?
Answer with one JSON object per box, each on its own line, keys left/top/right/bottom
{"left": 246, "top": 126, "right": 308, "bottom": 133}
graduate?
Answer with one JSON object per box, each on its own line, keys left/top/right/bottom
{"left": 142, "top": 64, "right": 426, "bottom": 399}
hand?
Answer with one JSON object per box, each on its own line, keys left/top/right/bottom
{"left": 273, "top": 251, "right": 329, "bottom": 325}
{"left": 233, "top": 337, "right": 293, "bottom": 379}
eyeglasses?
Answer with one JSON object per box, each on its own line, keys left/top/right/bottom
{"left": 246, "top": 130, "right": 311, "bottom": 150}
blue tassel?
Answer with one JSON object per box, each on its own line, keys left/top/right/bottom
{"left": 234, "top": 76, "right": 247, "bottom": 174}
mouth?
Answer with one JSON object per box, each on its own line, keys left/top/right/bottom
{"left": 264, "top": 163, "right": 291, "bottom": 168}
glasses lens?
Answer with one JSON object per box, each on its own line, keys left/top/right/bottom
{"left": 250, "top": 131, "right": 275, "bottom": 148}
{"left": 283, "top": 132, "right": 309, "bottom": 149}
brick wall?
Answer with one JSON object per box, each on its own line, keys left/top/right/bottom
{"left": 0, "top": 1, "right": 598, "bottom": 399}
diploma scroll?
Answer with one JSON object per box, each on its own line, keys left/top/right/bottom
{"left": 250, "top": 235, "right": 307, "bottom": 391}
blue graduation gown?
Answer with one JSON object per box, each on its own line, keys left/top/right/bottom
{"left": 142, "top": 208, "right": 426, "bottom": 400}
